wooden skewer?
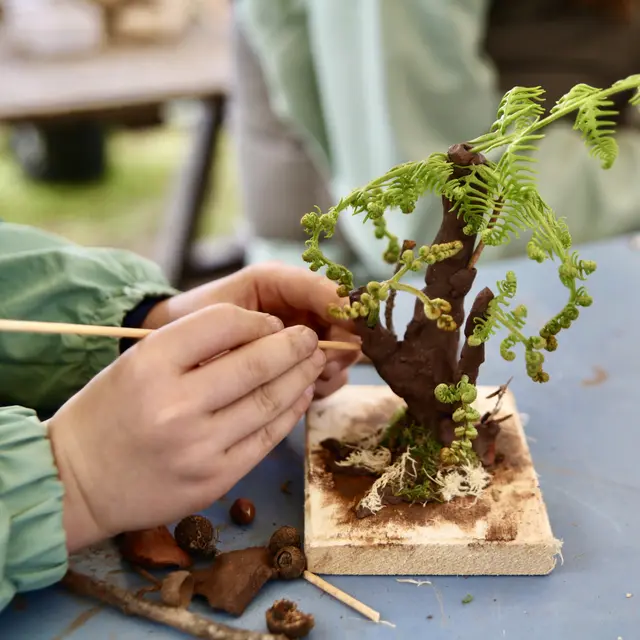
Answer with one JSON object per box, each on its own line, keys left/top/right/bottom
{"left": 0, "top": 319, "right": 361, "bottom": 352}
{"left": 303, "top": 571, "right": 381, "bottom": 623}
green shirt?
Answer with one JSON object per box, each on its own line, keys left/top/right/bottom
{"left": 0, "top": 223, "right": 177, "bottom": 612}
{"left": 237, "top": 0, "right": 640, "bottom": 279}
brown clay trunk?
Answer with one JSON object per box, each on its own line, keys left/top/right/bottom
{"left": 350, "top": 144, "right": 498, "bottom": 460}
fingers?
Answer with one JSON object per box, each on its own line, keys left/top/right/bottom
{"left": 246, "top": 262, "right": 354, "bottom": 327}
{"left": 187, "top": 324, "right": 320, "bottom": 412}
{"left": 145, "top": 303, "right": 283, "bottom": 371}
{"left": 212, "top": 349, "right": 325, "bottom": 450}
{"left": 221, "top": 388, "right": 313, "bottom": 480}
{"left": 315, "top": 368, "right": 349, "bottom": 399}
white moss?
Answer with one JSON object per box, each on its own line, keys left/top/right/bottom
{"left": 344, "top": 425, "right": 386, "bottom": 451}
{"left": 435, "top": 462, "right": 491, "bottom": 503}
{"left": 335, "top": 447, "right": 392, "bottom": 473}
{"left": 356, "top": 450, "right": 418, "bottom": 515}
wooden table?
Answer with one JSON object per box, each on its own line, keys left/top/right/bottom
{"left": 0, "top": 4, "right": 244, "bottom": 288}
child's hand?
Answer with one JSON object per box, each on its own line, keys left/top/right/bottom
{"left": 142, "top": 263, "right": 361, "bottom": 398}
{"left": 48, "top": 304, "right": 324, "bottom": 553}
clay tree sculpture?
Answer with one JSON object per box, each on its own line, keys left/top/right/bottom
{"left": 301, "top": 77, "right": 640, "bottom": 574}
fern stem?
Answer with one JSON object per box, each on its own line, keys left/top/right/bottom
{"left": 467, "top": 198, "right": 503, "bottom": 270}
{"left": 471, "top": 76, "right": 640, "bottom": 154}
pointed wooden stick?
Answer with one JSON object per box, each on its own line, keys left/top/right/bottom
{"left": 302, "top": 571, "right": 380, "bottom": 622}
{"left": 0, "top": 319, "right": 361, "bottom": 351}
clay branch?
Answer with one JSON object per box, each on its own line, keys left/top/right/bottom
{"left": 456, "top": 287, "right": 495, "bottom": 384}
{"left": 350, "top": 143, "right": 489, "bottom": 430}
{"left": 62, "top": 570, "right": 287, "bottom": 640}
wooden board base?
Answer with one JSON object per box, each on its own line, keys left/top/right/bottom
{"left": 304, "top": 385, "right": 561, "bottom": 576}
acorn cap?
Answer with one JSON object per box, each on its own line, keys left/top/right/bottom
{"left": 266, "top": 599, "right": 315, "bottom": 638}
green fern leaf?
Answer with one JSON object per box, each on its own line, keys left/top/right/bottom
{"left": 553, "top": 83, "right": 620, "bottom": 169}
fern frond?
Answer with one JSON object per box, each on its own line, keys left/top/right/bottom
{"left": 553, "top": 83, "right": 620, "bottom": 169}
{"left": 472, "top": 86, "right": 546, "bottom": 153}
{"left": 469, "top": 271, "right": 518, "bottom": 345}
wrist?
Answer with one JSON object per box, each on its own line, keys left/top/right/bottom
{"left": 121, "top": 295, "right": 174, "bottom": 351}
{"left": 48, "top": 419, "right": 107, "bottom": 553}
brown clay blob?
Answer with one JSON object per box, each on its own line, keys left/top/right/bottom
{"left": 229, "top": 498, "right": 256, "bottom": 525}
{"left": 173, "top": 515, "right": 217, "bottom": 558}
{"left": 274, "top": 546, "right": 306, "bottom": 580}
{"left": 268, "top": 525, "right": 301, "bottom": 556}
{"left": 117, "top": 526, "right": 192, "bottom": 569}
{"left": 160, "top": 571, "right": 194, "bottom": 608}
{"left": 266, "top": 600, "right": 315, "bottom": 638}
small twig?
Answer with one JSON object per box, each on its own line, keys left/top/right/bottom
{"left": 62, "top": 570, "right": 286, "bottom": 640}
{"left": 481, "top": 377, "right": 513, "bottom": 423}
{"left": 302, "top": 571, "right": 380, "bottom": 623}
{"left": 132, "top": 565, "right": 162, "bottom": 598}
{"left": 133, "top": 565, "right": 162, "bottom": 586}
{"left": 0, "top": 320, "right": 360, "bottom": 352}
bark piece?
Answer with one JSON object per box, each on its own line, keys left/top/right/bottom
{"left": 117, "top": 526, "right": 192, "bottom": 569}
{"left": 161, "top": 571, "right": 194, "bottom": 608}
{"left": 192, "top": 547, "right": 277, "bottom": 616}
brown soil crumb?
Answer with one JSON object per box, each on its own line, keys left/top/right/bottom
{"left": 581, "top": 366, "right": 608, "bottom": 387}
{"left": 486, "top": 515, "right": 518, "bottom": 542}
{"left": 281, "top": 480, "right": 292, "bottom": 495}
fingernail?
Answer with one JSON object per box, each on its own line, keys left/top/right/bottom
{"left": 299, "top": 326, "right": 319, "bottom": 350}
{"left": 304, "top": 384, "right": 315, "bottom": 398}
{"left": 267, "top": 315, "right": 284, "bottom": 331}
{"left": 311, "top": 349, "right": 326, "bottom": 367}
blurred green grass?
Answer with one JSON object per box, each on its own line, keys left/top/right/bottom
{"left": 0, "top": 124, "right": 240, "bottom": 258}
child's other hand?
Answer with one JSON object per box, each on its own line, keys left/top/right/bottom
{"left": 48, "top": 304, "right": 324, "bottom": 552}
{"left": 143, "top": 263, "right": 361, "bottom": 398}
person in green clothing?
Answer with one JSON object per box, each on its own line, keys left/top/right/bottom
{"left": 0, "top": 222, "right": 358, "bottom": 612}
{"left": 232, "top": 0, "right": 640, "bottom": 282}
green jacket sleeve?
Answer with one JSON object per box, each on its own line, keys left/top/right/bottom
{"left": 0, "top": 407, "right": 66, "bottom": 612}
{"left": 0, "top": 223, "right": 178, "bottom": 416}
{"left": 0, "top": 224, "right": 180, "bottom": 611}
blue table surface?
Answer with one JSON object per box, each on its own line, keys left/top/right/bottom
{"left": 2, "top": 234, "right": 640, "bottom": 639}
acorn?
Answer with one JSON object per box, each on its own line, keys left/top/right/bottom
{"left": 268, "top": 525, "right": 301, "bottom": 556}
{"left": 274, "top": 546, "right": 306, "bottom": 580}
{"left": 266, "top": 599, "right": 314, "bottom": 638}
{"left": 173, "top": 515, "right": 217, "bottom": 558}
{"left": 229, "top": 498, "right": 255, "bottom": 526}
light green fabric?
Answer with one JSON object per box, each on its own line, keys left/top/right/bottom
{"left": 237, "top": 0, "right": 640, "bottom": 278}
{"left": 0, "top": 223, "right": 177, "bottom": 612}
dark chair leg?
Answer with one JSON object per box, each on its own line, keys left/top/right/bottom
{"left": 156, "top": 94, "right": 242, "bottom": 289}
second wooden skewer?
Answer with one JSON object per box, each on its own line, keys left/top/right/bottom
{"left": 0, "top": 319, "right": 361, "bottom": 352}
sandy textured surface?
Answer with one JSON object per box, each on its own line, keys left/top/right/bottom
{"left": 305, "top": 385, "right": 561, "bottom": 575}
